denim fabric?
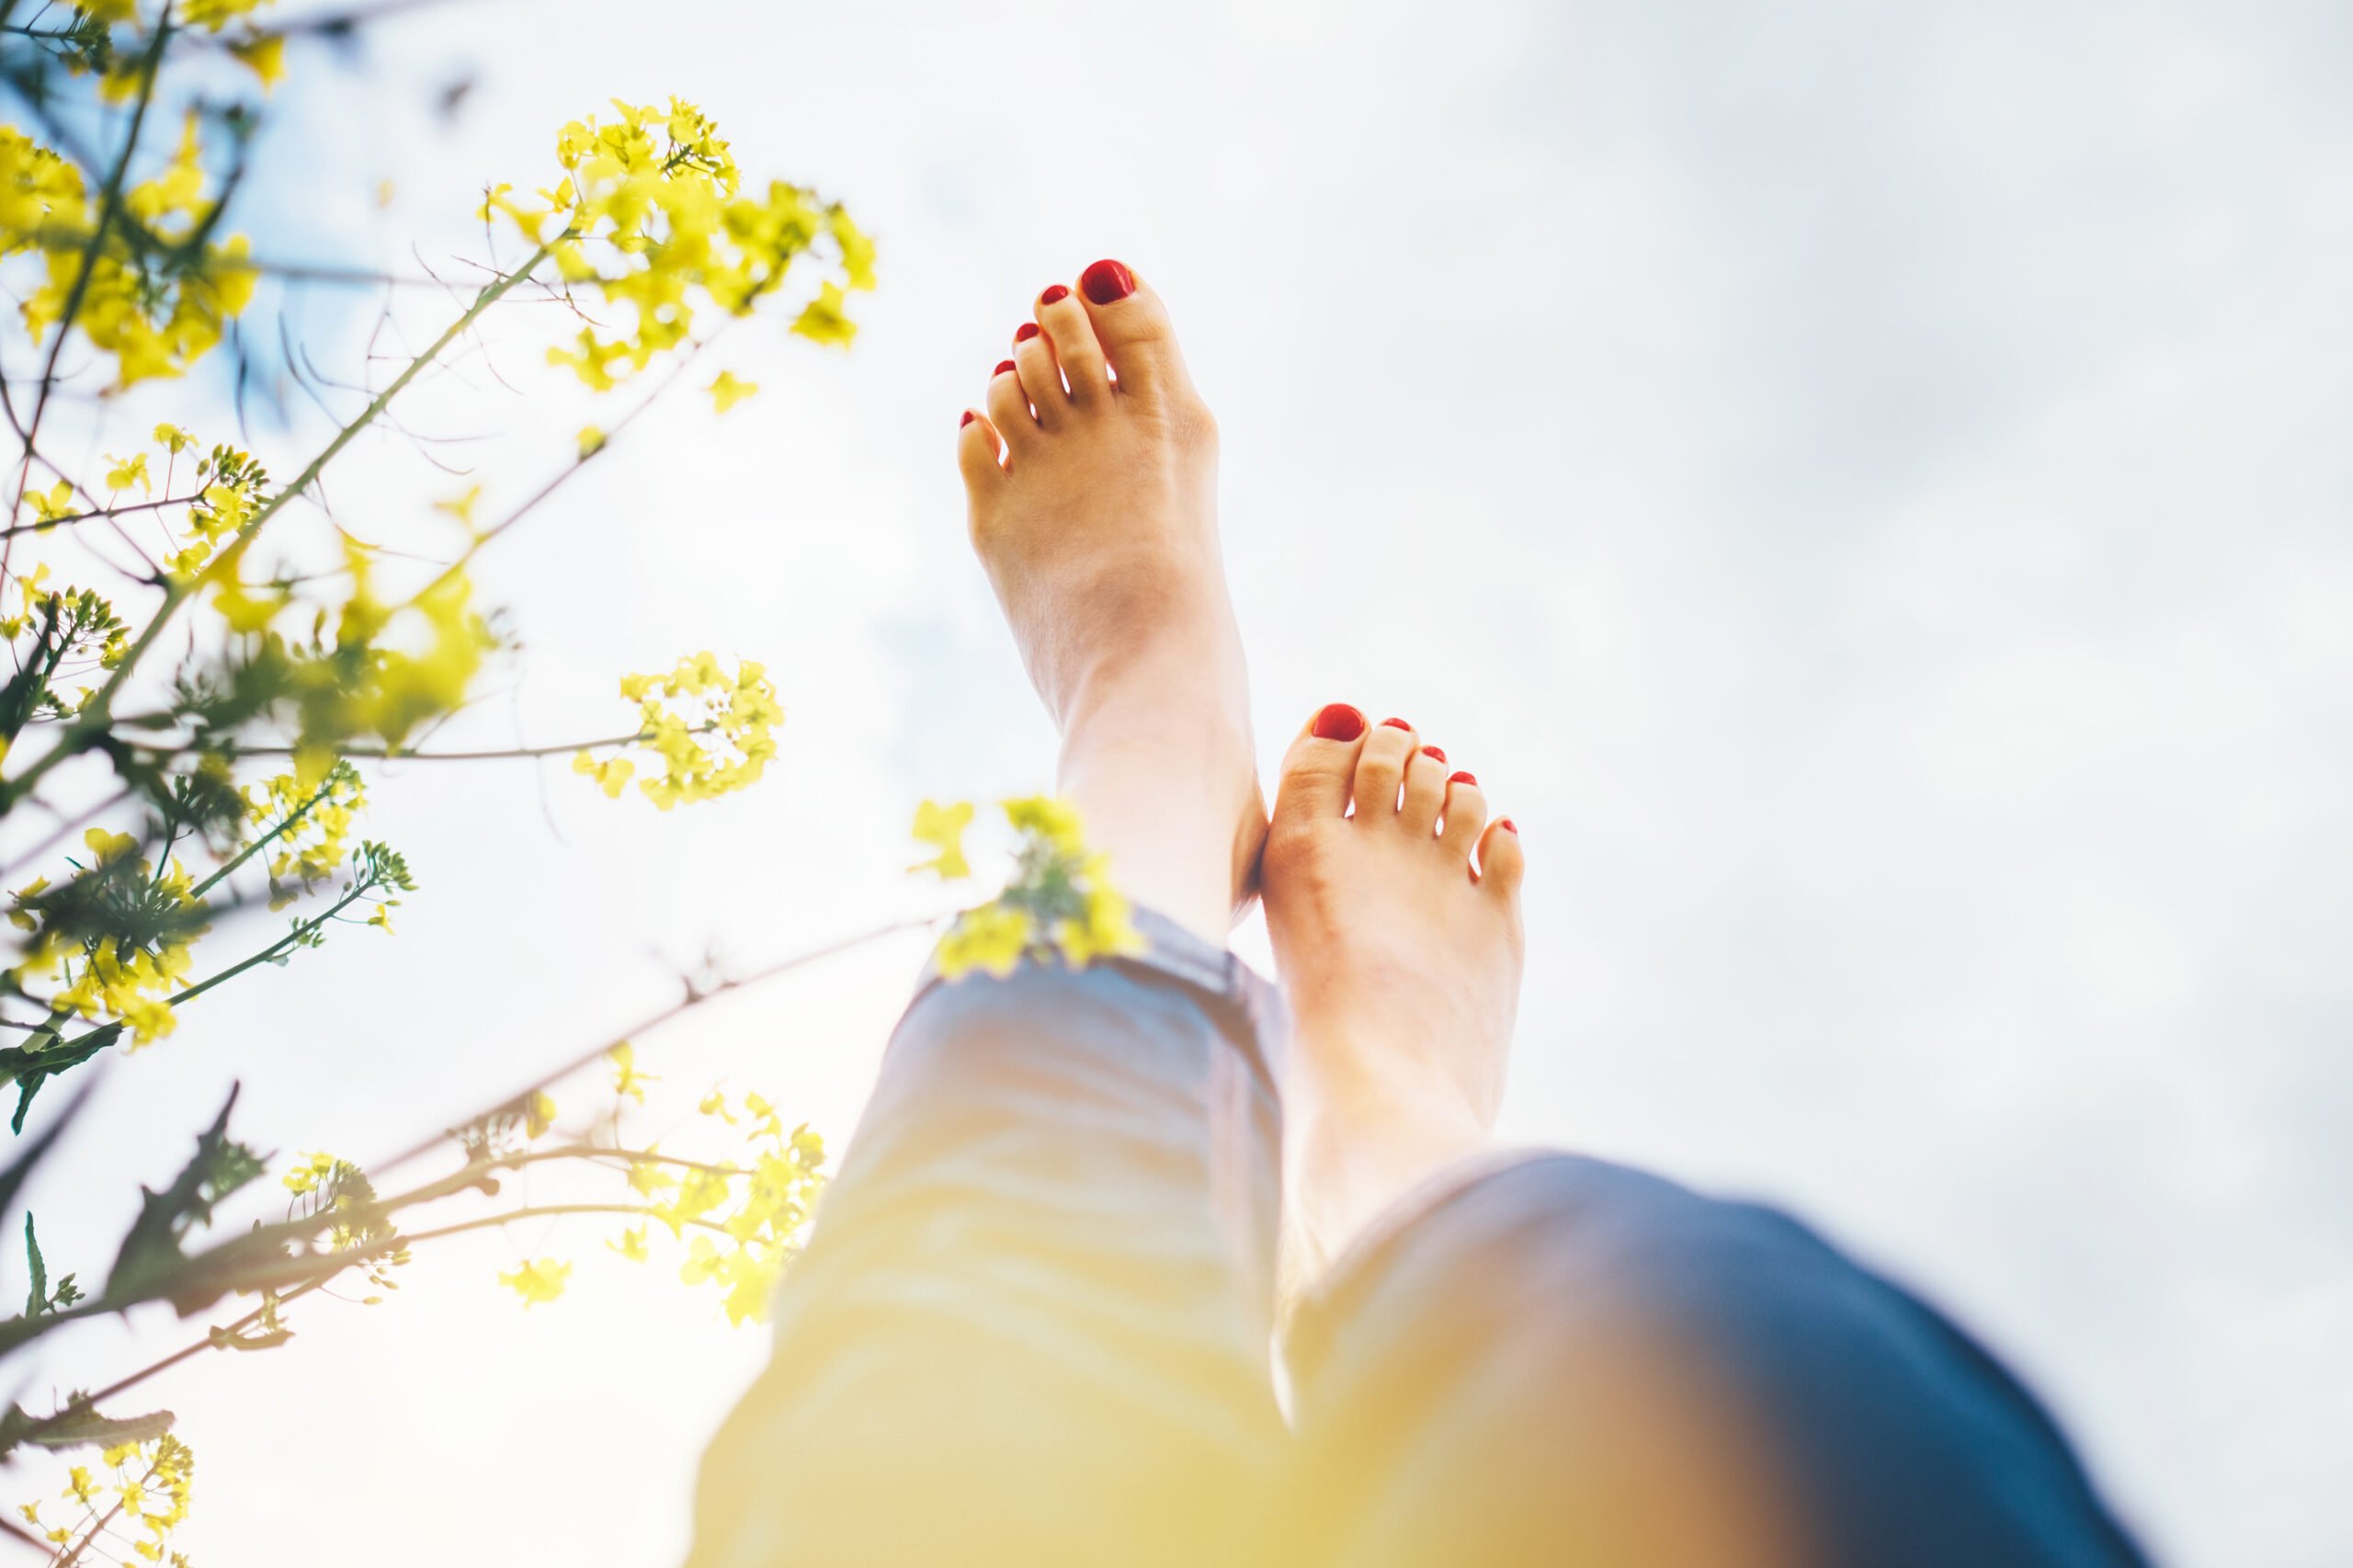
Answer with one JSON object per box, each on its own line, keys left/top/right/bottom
{"left": 1284, "top": 1154, "right": 2155, "bottom": 1568}
{"left": 689, "top": 910, "right": 2153, "bottom": 1568}
{"left": 687, "top": 909, "right": 1290, "bottom": 1568}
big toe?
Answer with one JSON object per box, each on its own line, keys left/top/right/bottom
{"left": 1273, "top": 702, "right": 1370, "bottom": 827}
{"left": 1076, "top": 258, "right": 1191, "bottom": 409}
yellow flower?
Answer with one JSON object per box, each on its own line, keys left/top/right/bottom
{"left": 525, "top": 1090, "right": 558, "bottom": 1140}
{"left": 496, "top": 1257, "right": 571, "bottom": 1307}
{"left": 790, "top": 280, "right": 857, "bottom": 347}
{"left": 909, "top": 799, "right": 973, "bottom": 880}
{"left": 153, "top": 423, "right": 197, "bottom": 455}
{"left": 572, "top": 749, "right": 633, "bottom": 799}
{"left": 937, "top": 902, "right": 1030, "bottom": 982}
{"left": 609, "top": 1040, "right": 656, "bottom": 1103}
{"left": 105, "top": 452, "right": 151, "bottom": 494}
{"left": 609, "top": 1226, "right": 649, "bottom": 1262}
{"left": 1056, "top": 875, "right": 1145, "bottom": 968}
{"left": 707, "top": 370, "right": 758, "bottom": 414}
{"left": 433, "top": 485, "right": 483, "bottom": 528}
{"left": 230, "top": 33, "right": 287, "bottom": 89}
{"left": 1002, "top": 794, "right": 1086, "bottom": 855}
{"left": 282, "top": 1151, "right": 341, "bottom": 1194}
{"left": 577, "top": 426, "right": 607, "bottom": 459}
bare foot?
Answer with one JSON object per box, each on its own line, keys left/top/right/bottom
{"left": 958, "top": 262, "right": 1261, "bottom": 939}
{"left": 1261, "top": 704, "right": 1527, "bottom": 1267}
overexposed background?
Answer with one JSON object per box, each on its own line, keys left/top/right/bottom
{"left": 9, "top": 1, "right": 2350, "bottom": 1563}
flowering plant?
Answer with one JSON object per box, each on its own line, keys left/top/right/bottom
{"left": 0, "top": 4, "right": 1137, "bottom": 1560}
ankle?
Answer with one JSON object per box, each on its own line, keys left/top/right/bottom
{"left": 1286, "top": 1092, "right": 1492, "bottom": 1268}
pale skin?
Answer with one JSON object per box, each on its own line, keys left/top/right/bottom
{"left": 955, "top": 259, "right": 1523, "bottom": 1269}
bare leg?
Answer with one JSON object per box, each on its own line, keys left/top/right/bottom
{"left": 957, "top": 260, "right": 1262, "bottom": 942}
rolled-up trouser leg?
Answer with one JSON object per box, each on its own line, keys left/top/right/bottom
{"left": 687, "top": 911, "right": 1290, "bottom": 1568}
{"left": 1282, "top": 1153, "right": 2154, "bottom": 1568}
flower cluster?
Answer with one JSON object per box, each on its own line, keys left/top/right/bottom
{"left": 205, "top": 544, "right": 498, "bottom": 778}
{"left": 246, "top": 764, "right": 366, "bottom": 906}
{"left": 574, "top": 653, "right": 781, "bottom": 810}
{"left": 1, "top": 111, "right": 257, "bottom": 388}
{"left": 7, "top": 829, "right": 210, "bottom": 1046}
{"left": 16, "top": 1434, "right": 194, "bottom": 1565}
{"left": 621, "top": 1087, "right": 828, "bottom": 1326}
{"left": 914, "top": 796, "right": 1147, "bottom": 980}
{"left": 483, "top": 1056, "right": 829, "bottom": 1328}
{"left": 482, "top": 97, "right": 873, "bottom": 392}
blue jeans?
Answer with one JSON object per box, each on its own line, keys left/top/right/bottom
{"left": 687, "top": 911, "right": 2152, "bottom": 1567}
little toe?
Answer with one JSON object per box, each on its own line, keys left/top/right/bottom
{"left": 1351, "top": 717, "right": 1418, "bottom": 821}
{"left": 957, "top": 410, "right": 1006, "bottom": 487}
{"left": 1438, "top": 771, "right": 1487, "bottom": 858}
{"left": 1037, "top": 283, "right": 1108, "bottom": 403}
{"left": 1274, "top": 703, "right": 1371, "bottom": 826}
{"left": 1477, "top": 817, "right": 1525, "bottom": 895}
{"left": 1075, "top": 259, "right": 1188, "bottom": 406}
{"left": 1400, "top": 744, "right": 1449, "bottom": 835}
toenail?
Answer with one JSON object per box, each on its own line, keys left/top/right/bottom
{"left": 1420, "top": 744, "right": 1447, "bottom": 764}
{"left": 960, "top": 410, "right": 976, "bottom": 427}
{"left": 1080, "top": 258, "right": 1136, "bottom": 304}
{"left": 1312, "top": 703, "right": 1368, "bottom": 742}
{"left": 993, "top": 359, "right": 1017, "bottom": 377}
{"left": 1014, "top": 323, "right": 1040, "bottom": 344}
{"left": 1381, "top": 717, "right": 1413, "bottom": 732}
{"left": 1040, "top": 283, "right": 1071, "bottom": 304}
{"left": 1448, "top": 770, "right": 1478, "bottom": 787}
{"left": 1498, "top": 818, "right": 1518, "bottom": 835}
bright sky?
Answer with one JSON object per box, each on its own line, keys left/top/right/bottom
{"left": 13, "top": 1, "right": 2350, "bottom": 1564}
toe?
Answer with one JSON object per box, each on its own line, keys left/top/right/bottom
{"left": 1400, "top": 744, "right": 1449, "bottom": 835}
{"left": 985, "top": 358, "right": 1039, "bottom": 447}
{"left": 1351, "top": 717, "right": 1418, "bottom": 821}
{"left": 1438, "top": 771, "right": 1487, "bottom": 858}
{"left": 1009, "top": 323, "right": 1067, "bottom": 428}
{"left": 1076, "top": 259, "right": 1188, "bottom": 407}
{"left": 1037, "top": 283, "right": 1109, "bottom": 403}
{"left": 1273, "top": 703, "right": 1370, "bottom": 825}
{"left": 958, "top": 409, "right": 1006, "bottom": 486}
{"left": 1477, "top": 816, "right": 1525, "bottom": 894}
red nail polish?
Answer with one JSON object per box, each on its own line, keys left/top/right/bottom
{"left": 1381, "top": 717, "right": 1413, "bottom": 732}
{"left": 961, "top": 410, "right": 976, "bottom": 427}
{"left": 1420, "top": 744, "right": 1448, "bottom": 764}
{"left": 1448, "top": 770, "right": 1478, "bottom": 787}
{"left": 1312, "top": 703, "right": 1367, "bottom": 742}
{"left": 1080, "top": 258, "right": 1135, "bottom": 304}
{"left": 1498, "top": 818, "right": 1518, "bottom": 835}
{"left": 1040, "top": 284, "right": 1071, "bottom": 304}
{"left": 1014, "top": 322, "right": 1040, "bottom": 343}
{"left": 994, "top": 359, "right": 1017, "bottom": 376}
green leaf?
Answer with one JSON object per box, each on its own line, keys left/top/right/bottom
{"left": 104, "top": 1085, "right": 267, "bottom": 1307}
{"left": 22, "top": 1213, "right": 43, "bottom": 1319}
{"left": 0, "top": 1400, "right": 174, "bottom": 1456}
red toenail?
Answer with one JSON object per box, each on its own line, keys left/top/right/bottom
{"left": 1312, "top": 703, "right": 1368, "bottom": 742}
{"left": 1498, "top": 818, "right": 1518, "bottom": 835}
{"left": 1448, "top": 770, "right": 1478, "bottom": 787}
{"left": 1040, "top": 284, "right": 1071, "bottom": 304}
{"left": 1420, "top": 744, "right": 1448, "bottom": 764}
{"left": 961, "top": 411, "right": 976, "bottom": 427}
{"left": 994, "top": 359, "right": 1017, "bottom": 376}
{"left": 1381, "top": 717, "right": 1413, "bottom": 731}
{"left": 1080, "top": 258, "right": 1136, "bottom": 304}
{"left": 1014, "top": 323, "right": 1040, "bottom": 343}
